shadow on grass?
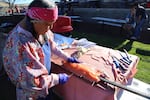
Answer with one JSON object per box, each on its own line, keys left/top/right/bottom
{"left": 117, "top": 40, "right": 134, "bottom": 52}
{"left": 136, "top": 48, "right": 150, "bottom": 56}
{"left": 72, "top": 31, "right": 128, "bottom": 49}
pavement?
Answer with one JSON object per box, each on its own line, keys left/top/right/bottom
{"left": 117, "top": 78, "right": 150, "bottom": 100}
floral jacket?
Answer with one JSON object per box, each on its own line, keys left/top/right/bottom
{"left": 2, "top": 25, "right": 69, "bottom": 100}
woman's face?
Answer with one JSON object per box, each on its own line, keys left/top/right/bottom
{"left": 33, "top": 20, "right": 55, "bottom": 35}
{"left": 131, "top": 7, "right": 136, "bottom": 14}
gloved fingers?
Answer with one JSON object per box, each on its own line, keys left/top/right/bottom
{"left": 58, "top": 73, "right": 69, "bottom": 84}
{"left": 67, "top": 57, "right": 81, "bottom": 63}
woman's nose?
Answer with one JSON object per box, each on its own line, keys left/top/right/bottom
{"left": 49, "top": 24, "right": 53, "bottom": 29}
{"left": 46, "top": 24, "right": 53, "bottom": 30}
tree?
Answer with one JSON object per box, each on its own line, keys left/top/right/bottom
{"left": 1, "top": 0, "right": 16, "bottom": 8}
{"left": 8, "top": 0, "right": 16, "bottom": 8}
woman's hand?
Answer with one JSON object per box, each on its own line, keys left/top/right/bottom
{"left": 58, "top": 73, "right": 69, "bottom": 84}
{"left": 67, "top": 57, "right": 81, "bottom": 63}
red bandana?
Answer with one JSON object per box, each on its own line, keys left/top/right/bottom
{"left": 26, "top": 7, "right": 58, "bottom": 22}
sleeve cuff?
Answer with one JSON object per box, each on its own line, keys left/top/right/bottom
{"left": 49, "top": 73, "right": 59, "bottom": 88}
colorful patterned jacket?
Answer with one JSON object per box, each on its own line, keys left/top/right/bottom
{"left": 2, "top": 25, "right": 69, "bottom": 100}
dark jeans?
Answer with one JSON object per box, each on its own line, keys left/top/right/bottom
{"left": 37, "top": 89, "right": 62, "bottom": 100}
{"left": 133, "top": 19, "right": 145, "bottom": 38}
{"left": 0, "top": 74, "right": 16, "bottom": 100}
{"left": 37, "top": 90, "right": 53, "bottom": 100}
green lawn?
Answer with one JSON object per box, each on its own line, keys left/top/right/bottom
{"left": 72, "top": 32, "right": 150, "bottom": 84}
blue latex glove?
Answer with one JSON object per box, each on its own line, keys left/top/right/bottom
{"left": 58, "top": 73, "right": 69, "bottom": 84}
{"left": 67, "top": 57, "right": 81, "bottom": 63}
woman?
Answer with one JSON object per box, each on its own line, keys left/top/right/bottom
{"left": 130, "top": 2, "right": 147, "bottom": 40}
{"left": 123, "top": 3, "right": 136, "bottom": 37}
{"left": 2, "top": 0, "right": 79, "bottom": 100}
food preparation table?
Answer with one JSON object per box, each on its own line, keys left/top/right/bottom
{"left": 51, "top": 45, "right": 139, "bottom": 100}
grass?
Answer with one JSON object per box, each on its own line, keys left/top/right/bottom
{"left": 72, "top": 32, "right": 150, "bottom": 84}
